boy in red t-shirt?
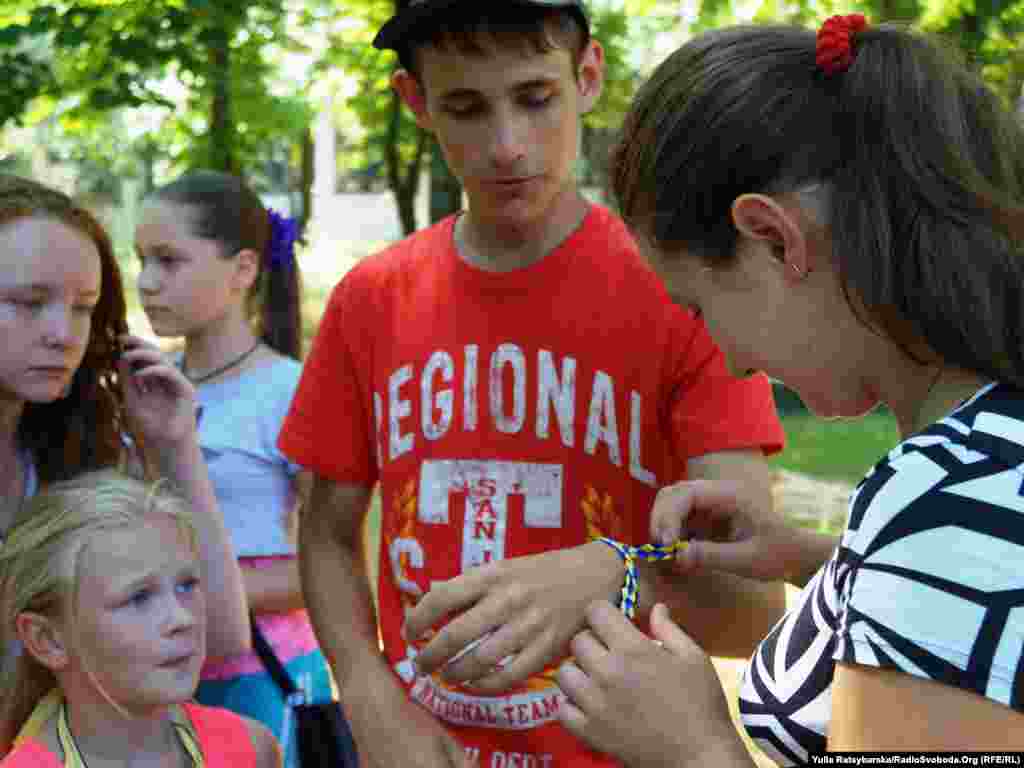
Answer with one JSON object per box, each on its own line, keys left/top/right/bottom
{"left": 279, "top": 2, "right": 786, "bottom": 766}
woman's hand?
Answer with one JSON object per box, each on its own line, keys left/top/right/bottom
{"left": 651, "top": 479, "right": 827, "bottom": 586}
{"left": 402, "top": 541, "right": 624, "bottom": 692}
{"left": 557, "top": 601, "right": 753, "bottom": 768}
{"left": 118, "top": 335, "right": 198, "bottom": 453}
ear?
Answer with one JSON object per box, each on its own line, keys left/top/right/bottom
{"left": 231, "top": 248, "right": 261, "bottom": 294}
{"left": 392, "top": 69, "right": 433, "bottom": 131}
{"left": 577, "top": 39, "right": 605, "bottom": 115}
{"left": 731, "top": 193, "right": 813, "bottom": 279}
{"left": 16, "top": 612, "right": 69, "bottom": 672}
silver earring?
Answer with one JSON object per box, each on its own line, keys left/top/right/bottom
{"left": 790, "top": 263, "right": 806, "bottom": 279}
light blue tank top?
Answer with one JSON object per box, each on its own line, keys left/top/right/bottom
{"left": 191, "top": 356, "right": 303, "bottom": 557}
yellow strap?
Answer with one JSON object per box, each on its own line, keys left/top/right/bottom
{"left": 173, "top": 707, "right": 205, "bottom": 768}
{"left": 56, "top": 699, "right": 204, "bottom": 768}
{"left": 55, "top": 707, "right": 85, "bottom": 768}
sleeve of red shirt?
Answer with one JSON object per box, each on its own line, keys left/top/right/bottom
{"left": 277, "top": 272, "right": 379, "bottom": 487}
{"left": 668, "top": 310, "right": 785, "bottom": 463}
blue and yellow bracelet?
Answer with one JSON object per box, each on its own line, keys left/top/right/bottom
{"left": 595, "top": 537, "right": 689, "bottom": 619}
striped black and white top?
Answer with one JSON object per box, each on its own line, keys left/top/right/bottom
{"left": 740, "top": 382, "right": 1024, "bottom": 766}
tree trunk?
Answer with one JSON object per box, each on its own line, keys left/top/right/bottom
{"left": 299, "top": 126, "right": 314, "bottom": 237}
{"left": 580, "top": 124, "right": 596, "bottom": 187}
{"left": 961, "top": 12, "right": 983, "bottom": 69}
{"left": 208, "top": 21, "right": 236, "bottom": 173}
{"left": 139, "top": 139, "right": 158, "bottom": 196}
{"left": 385, "top": 85, "right": 427, "bottom": 235}
{"left": 429, "top": 138, "right": 462, "bottom": 223}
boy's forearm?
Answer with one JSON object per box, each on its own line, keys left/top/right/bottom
{"left": 298, "top": 490, "right": 391, "bottom": 694}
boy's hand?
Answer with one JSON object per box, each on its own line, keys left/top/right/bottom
{"left": 402, "top": 541, "right": 624, "bottom": 692}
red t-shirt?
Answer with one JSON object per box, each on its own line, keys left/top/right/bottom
{"left": 280, "top": 205, "right": 783, "bottom": 767}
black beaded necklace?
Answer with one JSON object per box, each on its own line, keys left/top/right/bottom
{"left": 180, "top": 340, "right": 261, "bottom": 385}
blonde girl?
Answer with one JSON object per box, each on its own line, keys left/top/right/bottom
{"left": 0, "top": 469, "right": 280, "bottom": 767}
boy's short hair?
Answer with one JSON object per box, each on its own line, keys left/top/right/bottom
{"left": 375, "top": 1, "right": 591, "bottom": 84}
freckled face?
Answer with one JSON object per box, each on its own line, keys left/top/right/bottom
{"left": 0, "top": 216, "right": 102, "bottom": 403}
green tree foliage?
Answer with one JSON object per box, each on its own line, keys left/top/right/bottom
{"left": 321, "top": 0, "right": 428, "bottom": 234}
{"left": 921, "top": 0, "right": 1024, "bottom": 108}
{"left": 0, "top": 10, "right": 57, "bottom": 126}
{"left": 1, "top": 0, "right": 318, "bottom": 174}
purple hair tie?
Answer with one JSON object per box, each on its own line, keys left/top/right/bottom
{"left": 267, "top": 208, "right": 299, "bottom": 270}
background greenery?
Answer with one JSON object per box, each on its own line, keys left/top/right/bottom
{"left": 4, "top": 0, "right": 1022, "bottom": 237}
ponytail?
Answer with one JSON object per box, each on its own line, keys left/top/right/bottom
{"left": 611, "top": 21, "right": 1024, "bottom": 385}
{"left": 261, "top": 209, "right": 303, "bottom": 360}
{"left": 151, "top": 171, "right": 304, "bottom": 360}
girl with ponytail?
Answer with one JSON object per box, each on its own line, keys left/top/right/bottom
{"left": 135, "top": 171, "right": 333, "bottom": 762}
{"left": 553, "top": 15, "right": 1024, "bottom": 766}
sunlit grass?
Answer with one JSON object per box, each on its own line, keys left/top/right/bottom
{"left": 771, "top": 411, "right": 900, "bottom": 484}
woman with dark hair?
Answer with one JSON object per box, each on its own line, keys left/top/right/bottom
{"left": 135, "top": 170, "right": 331, "bottom": 763}
{"left": 0, "top": 174, "right": 249, "bottom": 680}
{"left": 554, "top": 15, "right": 1024, "bottom": 765}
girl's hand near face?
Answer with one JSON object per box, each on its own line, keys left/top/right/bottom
{"left": 651, "top": 479, "right": 836, "bottom": 589}
{"left": 557, "top": 602, "right": 754, "bottom": 768}
{"left": 116, "top": 335, "right": 251, "bottom": 656}
{"left": 118, "top": 335, "right": 198, "bottom": 452}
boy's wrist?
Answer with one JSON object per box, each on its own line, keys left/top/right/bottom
{"left": 584, "top": 539, "right": 635, "bottom": 610}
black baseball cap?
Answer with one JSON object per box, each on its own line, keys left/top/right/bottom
{"left": 373, "top": 0, "right": 590, "bottom": 51}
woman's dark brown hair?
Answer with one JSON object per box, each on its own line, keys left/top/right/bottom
{"left": 611, "top": 23, "right": 1024, "bottom": 385}
{"left": 0, "top": 174, "right": 130, "bottom": 484}
{"left": 151, "top": 171, "right": 303, "bottom": 360}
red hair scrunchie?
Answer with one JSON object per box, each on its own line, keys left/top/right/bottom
{"left": 816, "top": 13, "right": 868, "bottom": 76}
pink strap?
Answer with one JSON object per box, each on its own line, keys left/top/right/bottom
{"left": 0, "top": 740, "right": 63, "bottom": 768}
{"left": 182, "top": 703, "right": 257, "bottom": 768}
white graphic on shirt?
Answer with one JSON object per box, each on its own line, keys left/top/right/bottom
{"left": 391, "top": 460, "right": 568, "bottom": 724}
{"left": 585, "top": 371, "right": 621, "bottom": 467}
{"left": 389, "top": 537, "right": 425, "bottom": 598}
{"left": 412, "top": 674, "right": 567, "bottom": 731}
{"left": 422, "top": 351, "right": 455, "bottom": 441}
{"left": 490, "top": 345, "right": 528, "bottom": 434}
{"left": 418, "top": 460, "right": 563, "bottom": 571}
{"left": 536, "top": 350, "right": 575, "bottom": 447}
{"left": 389, "top": 364, "right": 414, "bottom": 460}
{"left": 377, "top": 344, "right": 657, "bottom": 487}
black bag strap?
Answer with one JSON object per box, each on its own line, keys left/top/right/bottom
{"left": 250, "top": 615, "right": 299, "bottom": 697}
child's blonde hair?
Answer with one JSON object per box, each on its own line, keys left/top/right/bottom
{"left": 0, "top": 469, "right": 196, "bottom": 752}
